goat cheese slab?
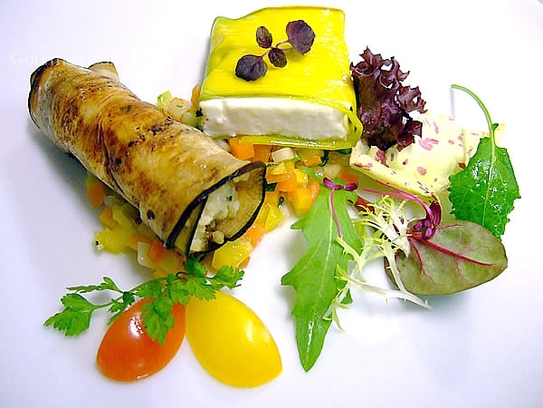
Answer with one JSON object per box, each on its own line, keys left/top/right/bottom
{"left": 198, "top": 6, "right": 362, "bottom": 150}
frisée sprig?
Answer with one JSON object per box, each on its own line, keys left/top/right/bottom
{"left": 44, "top": 258, "right": 244, "bottom": 345}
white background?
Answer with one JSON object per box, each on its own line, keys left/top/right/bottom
{"left": 1, "top": 0, "right": 542, "bottom": 407}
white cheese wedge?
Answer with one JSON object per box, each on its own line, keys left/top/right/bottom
{"left": 200, "top": 97, "right": 351, "bottom": 141}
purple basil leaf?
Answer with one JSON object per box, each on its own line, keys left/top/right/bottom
{"left": 235, "top": 54, "right": 268, "bottom": 81}
{"left": 286, "top": 20, "right": 315, "bottom": 54}
{"left": 268, "top": 47, "right": 287, "bottom": 68}
{"left": 256, "top": 26, "right": 272, "bottom": 49}
{"left": 386, "top": 220, "right": 508, "bottom": 295}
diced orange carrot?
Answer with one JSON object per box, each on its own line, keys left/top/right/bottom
{"left": 86, "top": 179, "right": 107, "bottom": 208}
{"left": 300, "top": 155, "right": 322, "bottom": 167}
{"left": 98, "top": 206, "right": 117, "bottom": 229}
{"left": 229, "top": 137, "right": 254, "bottom": 160}
{"left": 253, "top": 144, "right": 272, "bottom": 163}
{"left": 339, "top": 169, "right": 360, "bottom": 185}
{"left": 243, "top": 223, "right": 266, "bottom": 248}
{"left": 276, "top": 170, "right": 298, "bottom": 192}
{"left": 127, "top": 232, "right": 152, "bottom": 252}
{"left": 266, "top": 171, "right": 289, "bottom": 184}
{"left": 148, "top": 239, "right": 167, "bottom": 264}
{"left": 238, "top": 256, "right": 251, "bottom": 269}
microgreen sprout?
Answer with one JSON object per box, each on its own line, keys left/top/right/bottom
{"left": 323, "top": 177, "right": 357, "bottom": 238}
{"left": 235, "top": 20, "right": 315, "bottom": 81}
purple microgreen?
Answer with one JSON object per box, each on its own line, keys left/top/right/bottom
{"left": 323, "top": 178, "right": 358, "bottom": 238}
{"left": 235, "top": 54, "right": 268, "bottom": 81}
{"left": 268, "top": 47, "right": 287, "bottom": 68}
{"left": 256, "top": 25, "right": 272, "bottom": 48}
{"left": 285, "top": 20, "right": 315, "bottom": 54}
{"left": 235, "top": 20, "right": 315, "bottom": 81}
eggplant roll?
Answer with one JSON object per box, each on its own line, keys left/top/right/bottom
{"left": 29, "top": 58, "right": 266, "bottom": 256}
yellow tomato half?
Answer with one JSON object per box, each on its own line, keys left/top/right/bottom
{"left": 186, "top": 291, "right": 281, "bottom": 387}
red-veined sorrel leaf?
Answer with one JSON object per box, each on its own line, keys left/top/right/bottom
{"left": 386, "top": 220, "right": 507, "bottom": 295}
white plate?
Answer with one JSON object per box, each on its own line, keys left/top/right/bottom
{"left": 1, "top": 1, "right": 542, "bottom": 406}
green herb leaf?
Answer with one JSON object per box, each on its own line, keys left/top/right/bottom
{"left": 44, "top": 294, "right": 98, "bottom": 336}
{"left": 164, "top": 281, "right": 191, "bottom": 304}
{"left": 44, "top": 308, "right": 94, "bottom": 336}
{"left": 133, "top": 279, "right": 164, "bottom": 299}
{"left": 45, "top": 258, "right": 244, "bottom": 344}
{"left": 211, "top": 265, "right": 245, "bottom": 290}
{"left": 448, "top": 85, "right": 520, "bottom": 238}
{"left": 141, "top": 296, "right": 175, "bottom": 344}
{"left": 281, "top": 187, "right": 361, "bottom": 371}
{"left": 67, "top": 276, "right": 120, "bottom": 293}
{"left": 60, "top": 293, "right": 96, "bottom": 311}
{"left": 183, "top": 278, "right": 215, "bottom": 301}
{"left": 183, "top": 257, "right": 207, "bottom": 276}
{"left": 389, "top": 220, "right": 508, "bottom": 295}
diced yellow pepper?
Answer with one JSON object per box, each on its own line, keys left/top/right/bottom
{"left": 111, "top": 203, "right": 137, "bottom": 228}
{"left": 95, "top": 226, "right": 132, "bottom": 254}
{"left": 262, "top": 202, "right": 284, "bottom": 232}
{"left": 98, "top": 206, "right": 117, "bottom": 229}
{"left": 212, "top": 238, "right": 253, "bottom": 269}
{"left": 293, "top": 168, "right": 309, "bottom": 186}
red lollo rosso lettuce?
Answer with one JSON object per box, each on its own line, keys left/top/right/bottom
{"left": 350, "top": 47, "right": 427, "bottom": 151}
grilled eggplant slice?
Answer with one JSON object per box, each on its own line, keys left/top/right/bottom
{"left": 29, "top": 58, "right": 266, "bottom": 256}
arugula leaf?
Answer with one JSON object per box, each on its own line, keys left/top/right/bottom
{"left": 448, "top": 85, "right": 520, "bottom": 238}
{"left": 44, "top": 257, "right": 244, "bottom": 344}
{"left": 281, "top": 186, "right": 361, "bottom": 371}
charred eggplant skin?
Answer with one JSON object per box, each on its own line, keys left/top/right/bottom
{"left": 29, "top": 58, "right": 266, "bottom": 255}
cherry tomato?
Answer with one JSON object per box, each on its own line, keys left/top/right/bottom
{"left": 96, "top": 298, "right": 186, "bottom": 382}
{"left": 186, "top": 291, "right": 281, "bottom": 387}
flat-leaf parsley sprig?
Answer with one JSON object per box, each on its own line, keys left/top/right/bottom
{"left": 44, "top": 257, "right": 244, "bottom": 345}
{"left": 235, "top": 20, "right": 315, "bottom": 81}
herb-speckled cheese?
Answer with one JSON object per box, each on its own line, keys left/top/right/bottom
{"left": 350, "top": 112, "right": 505, "bottom": 197}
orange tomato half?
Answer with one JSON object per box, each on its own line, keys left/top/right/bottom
{"left": 96, "top": 298, "right": 186, "bottom": 382}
